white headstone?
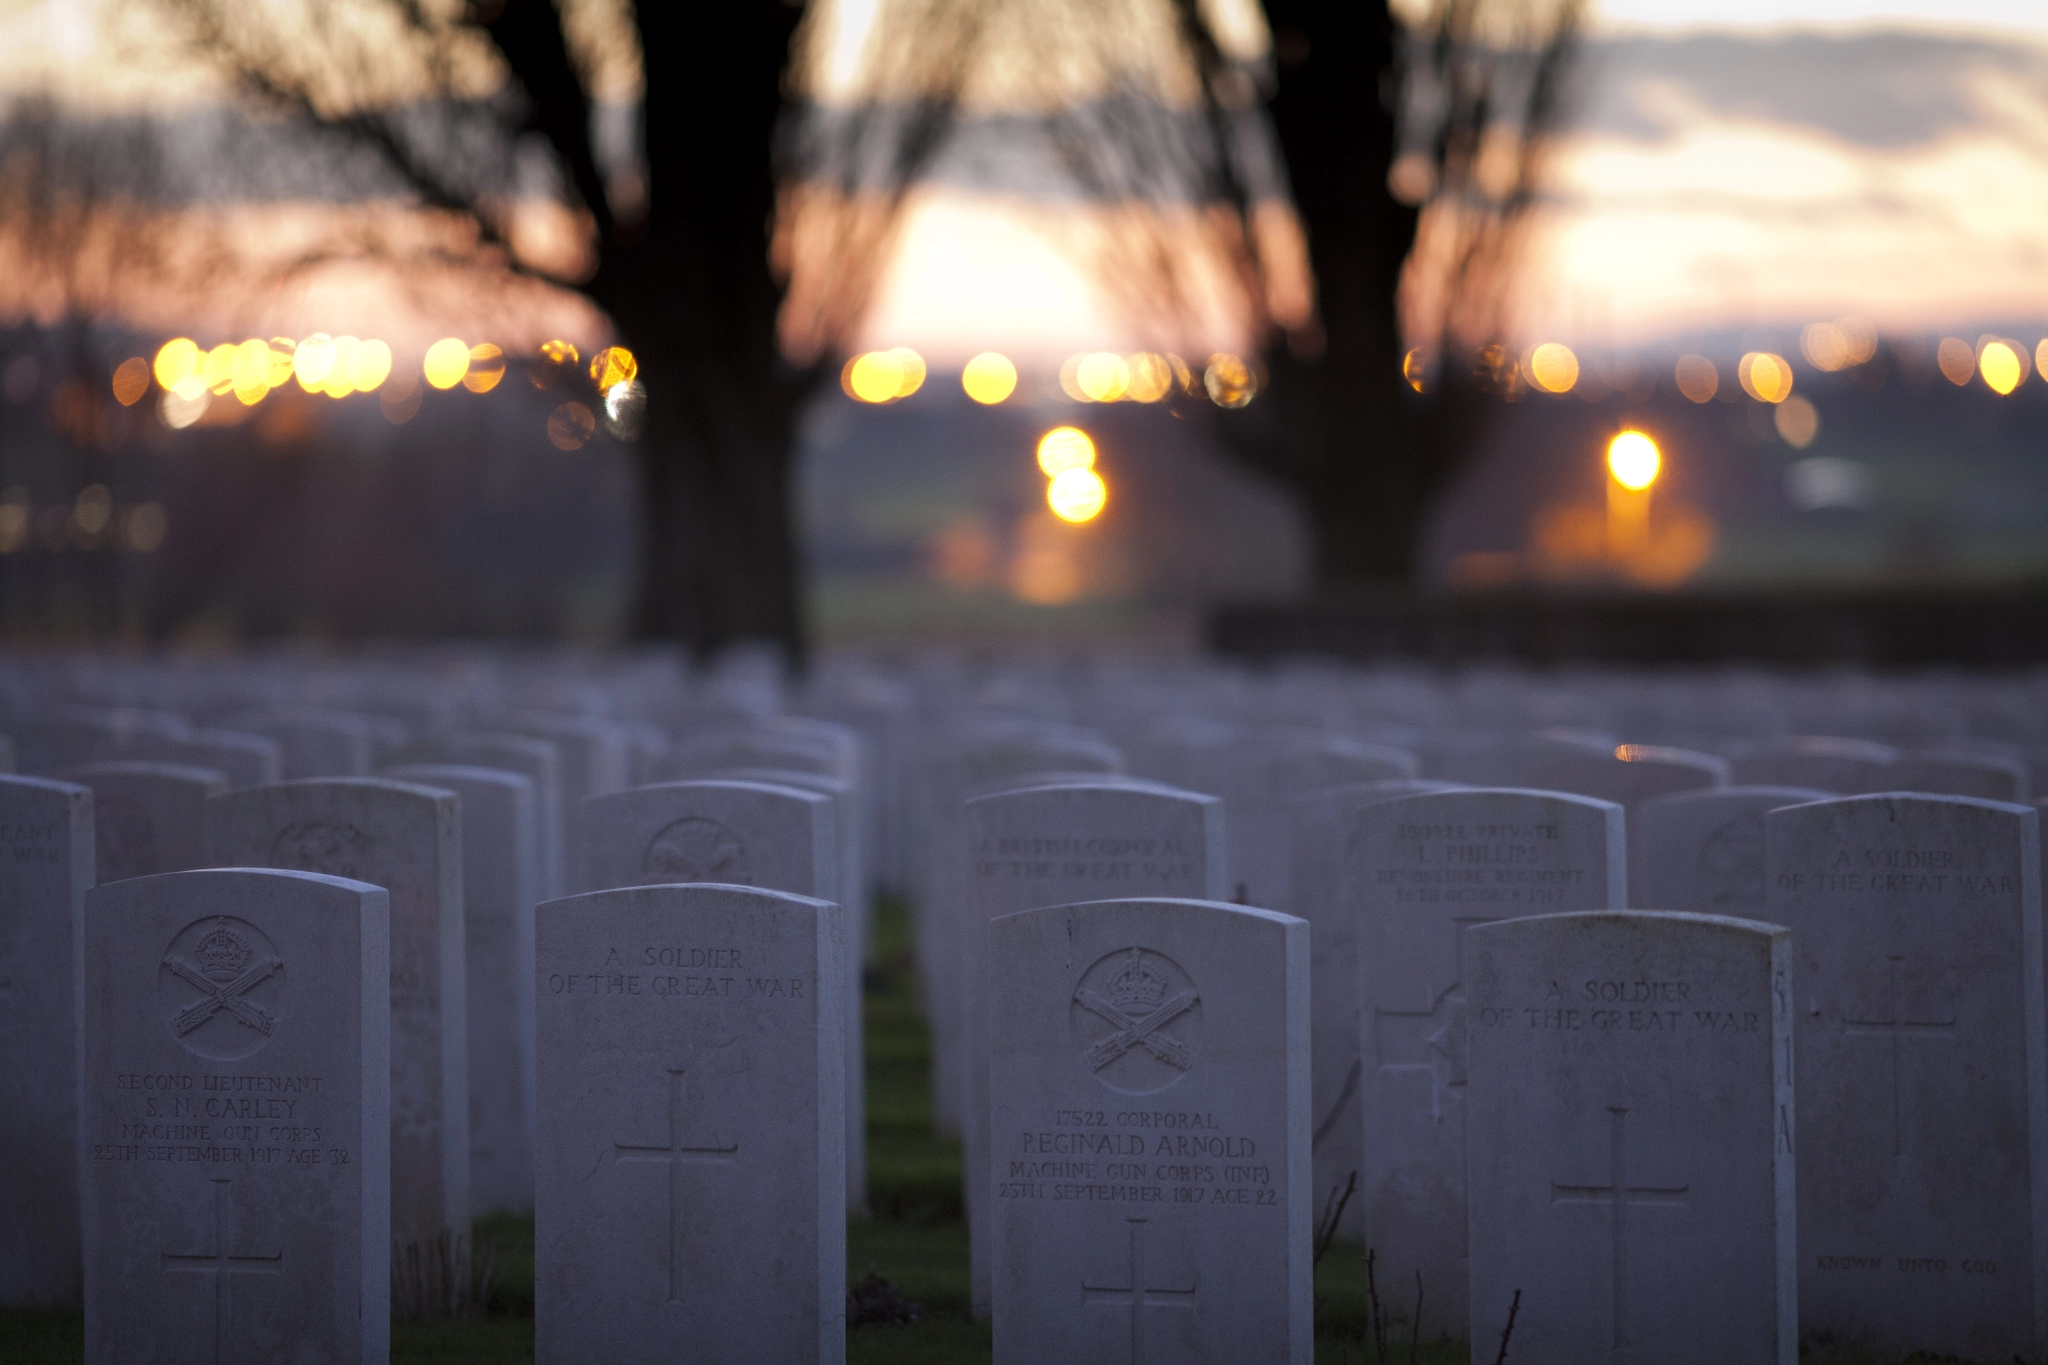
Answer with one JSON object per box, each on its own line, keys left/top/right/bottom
{"left": 1287, "top": 778, "right": 1461, "bottom": 1240}
{"left": 81, "top": 868, "right": 390, "bottom": 1364}
{"left": 689, "top": 764, "right": 869, "bottom": 1213}
{"left": 206, "top": 778, "right": 469, "bottom": 1259}
{"left": 387, "top": 764, "right": 540, "bottom": 1218}
{"left": 15, "top": 706, "right": 186, "bottom": 774}
{"left": 922, "top": 725, "right": 1124, "bottom": 1135}
{"left": 1768, "top": 793, "right": 2046, "bottom": 1356}
{"left": 1730, "top": 736, "right": 1897, "bottom": 793}
{"left": 218, "top": 708, "right": 382, "bottom": 779}
{"left": 1893, "top": 748, "right": 2030, "bottom": 803}
{"left": 577, "top": 779, "right": 834, "bottom": 899}
{"left": 575, "top": 778, "right": 858, "bottom": 1211}
{"left": 1223, "top": 731, "right": 1417, "bottom": 912}
{"left": 1351, "top": 787, "right": 1626, "bottom": 1340}
{"left": 534, "top": 883, "right": 843, "bottom": 1363}
{"left": 64, "top": 761, "right": 226, "bottom": 883}
{"left": 399, "top": 730, "right": 566, "bottom": 901}
{"left": 497, "top": 712, "right": 631, "bottom": 807}
{"left": 1465, "top": 911, "right": 1796, "bottom": 1363}
{"left": 1635, "top": 786, "right": 1834, "bottom": 913}
{"left": 0, "top": 775, "right": 93, "bottom": 1306}
{"left": 131, "top": 730, "right": 284, "bottom": 790}
{"left": 963, "top": 782, "right": 1227, "bottom": 1319}
{"left": 989, "top": 897, "right": 1311, "bottom": 1364}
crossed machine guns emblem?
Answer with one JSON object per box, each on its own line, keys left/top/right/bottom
{"left": 164, "top": 920, "right": 282, "bottom": 1039}
{"left": 1074, "top": 948, "right": 1200, "bottom": 1075}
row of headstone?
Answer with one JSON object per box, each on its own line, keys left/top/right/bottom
{"left": 10, "top": 647, "right": 2048, "bottom": 1363}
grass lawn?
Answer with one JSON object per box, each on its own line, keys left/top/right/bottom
{"left": 0, "top": 897, "right": 1990, "bottom": 1363}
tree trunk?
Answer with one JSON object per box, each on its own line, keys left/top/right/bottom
{"left": 491, "top": 0, "right": 810, "bottom": 657}
{"left": 1210, "top": 0, "right": 1491, "bottom": 589}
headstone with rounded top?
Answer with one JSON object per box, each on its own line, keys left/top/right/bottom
{"left": 205, "top": 778, "right": 468, "bottom": 1263}
{"left": 1767, "top": 793, "right": 2045, "bottom": 1356}
{"left": 575, "top": 777, "right": 861, "bottom": 1211}
{"left": 990, "top": 897, "right": 1311, "bottom": 1365}
{"left": 1634, "top": 785, "right": 1834, "bottom": 912}
{"left": 534, "top": 883, "right": 843, "bottom": 1363}
{"left": 1730, "top": 736, "right": 1897, "bottom": 794}
{"left": 962, "top": 781, "right": 1226, "bottom": 1319}
{"left": 1893, "top": 748, "right": 2030, "bottom": 803}
{"left": 1221, "top": 730, "right": 1416, "bottom": 912}
{"left": 1465, "top": 911, "right": 1796, "bottom": 1363}
{"left": 80, "top": 867, "right": 390, "bottom": 1364}
{"left": 387, "top": 764, "right": 541, "bottom": 1217}
{"left": 1349, "top": 787, "right": 1626, "bottom": 1340}
{"left": 64, "top": 761, "right": 226, "bottom": 883}
{"left": 1287, "top": 778, "right": 1461, "bottom": 1240}
{"left": 396, "top": 730, "right": 565, "bottom": 899}
{"left": 0, "top": 775, "right": 93, "bottom": 1306}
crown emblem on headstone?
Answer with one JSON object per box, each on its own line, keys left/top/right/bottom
{"left": 194, "top": 921, "right": 253, "bottom": 982}
{"left": 1109, "top": 948, "right": 1168, "bottom": 1013}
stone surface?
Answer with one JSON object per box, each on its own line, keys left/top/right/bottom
{"left": 14, "top": 707, "right": 187, "bottom": 775}
{"left": 64, "top": 761, "right": 226, "bottom": 883}
{"left": 1767, "top": 794, "right": 2046, "bottom": 1357}
{"left": 963, "top": 781, "right": 1227, "bottom": 1319}
{"left": 206, "top": 778, "right": 469, "bottom": 1253}
{"left": 989, "top": 897, "right": 1311, "bottom": 1365}
{"left": 1635, "top": 786, "right": 1835, "bottom": 913}
{"left": 1730, "top": 736, "right": 1898, "bottom": 793}
{"left": 920, "top": 725, "right": 1125, "bottom": 1136}
{"left": 1465, "top": 911, "right": 1795, "bottom": 1363}
{"left": 496, "top": 712, "right": 630, "bottom": 809}
{"left": 688, "top": 764, "right": 870, "bottom": 1214}
{"left": 577, "top": 778, "right": 835, "bottom": 899}
{"left": 0, "top": 775, "right": 93, "bottom": 1306}
{"left": 1350, "top": 787, "right": 1626, "bottom": 1340}
{"left": 574, "top": 777, "right": 856, "bottom": 1211}
{"left": 534, "top": 883, "right": 843, "bottom": 1363}
{"left": 1893, "top": 748, "right": 2030, "bottom": 802}
{"left": 129, "top": 731, "right": 285, "bottom": 789}
{"left": 397, "top": 730, "right": 566, "bottom": 901}
{"left": 80, "top": 868, "right": 390, "bottom": 1364}
{"left": 388, "top": 764, "right": 541, "bottom": 1218}
{"left": 1287, "top": 778, "right": 1461, "bottom": 1241}
{"left": 218, "top": 708, "right": 382, "bottom": 779}
{"left": 1222, "top": 730, "right": 1417, "bottom": 913}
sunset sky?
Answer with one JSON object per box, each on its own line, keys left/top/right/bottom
{"left": 861, "top": 0, "right": 2048, "bottom": 363}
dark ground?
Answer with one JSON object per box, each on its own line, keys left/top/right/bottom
{"left": 0, "top": 897, "right": 1978, "bottom": 1363}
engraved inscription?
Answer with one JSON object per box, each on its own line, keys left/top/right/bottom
{"left": 642, "top": 818, "right": 750, "bottom": 885}
{"left": 157, "top": 917, "right": 285, "bottom": 1061}
{"left": 1695, "top": 811, "right": 1767, "bottom": 912}
{"left": 972, "top": 836, "right": 1200, "bottom": 885}
{"left": 1471, "top": 977, "right": 1761, "bottom": 1037}
{"left": 0, "top": 815, "right": 66, "bottom": 866}
{"left": 1364, "top": 820, "right": 1589, "bottom": 908}
{"left": 1070, "top": 948, "right": 1203, "bottom": 1096}
{"left": 96, "top": 1073, "right": 341, "bottom": 1165}
{"left": 270, "top": 822, "right": 374, "bottom": 881}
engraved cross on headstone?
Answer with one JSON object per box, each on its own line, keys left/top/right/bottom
{"left": 1841, "top": 953, "right": 1958, "bottom": 1158}
{"left": 160, "top": 1178, "right": 283, "bottom": 1365}
{"left": 1373, "top": 916, "right": 1496, "bottom": 1121}
{"left": 1081, "top": 1217, "right": 1197, "bottom": 1365}
{"left": 613, "top": 1068, "right": 738, "bottom": 1303}
{"left": 1550, "top": 1107, "right": 1689, "bottom": 1353}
